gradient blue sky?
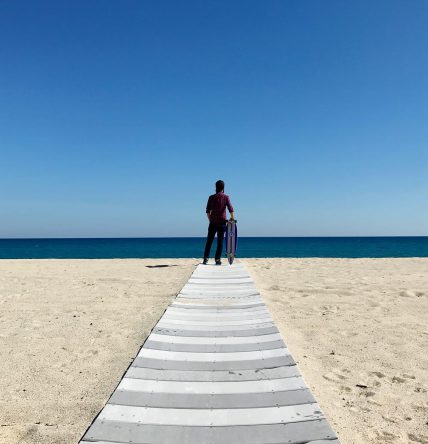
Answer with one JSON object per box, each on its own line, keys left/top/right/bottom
{"left": 1, "top": 0, "right": 427, "bottom": 237}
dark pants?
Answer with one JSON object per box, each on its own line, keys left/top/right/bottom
{"left": 204, "top": 222, "right": 226, "bottom": 260}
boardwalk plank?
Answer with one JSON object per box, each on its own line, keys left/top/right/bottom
{"left": 109, "top": 389, "right": 315, "bottom": 409}
{"left": 143, "top": 339, "right": 285, "bottom": 352}
{"left": 117, "top": 376, "right": 307, "bottom": 393}
{"left": 83, "top": 420, "right": 337, "bottom": 444}
{"left": 125, "top": 365, "right": 301, "bottom": 382}
{"left": 152, "top": 326, "right": 280, "bottom": 337}
{"left": 147, "top": 332, "right": 282, "bottom": 343}
{"left": 131, "top": 355, "right": 295, "bottom": 370}
{"left": 99, "top": 404, "right": 324, "bottom": 426}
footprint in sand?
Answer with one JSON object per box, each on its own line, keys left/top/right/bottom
{"left": 370, "top": 371, "right": 386, "bottom": 378}
{"left": 268, "top": 285, "right": 282, "bottom": 291}
{"left": 271, "top": 298, "right": 284, "bottom": 305}
{"left": 400, "top": 290, "right": 426, "bottom": 298}
{"left": 323, "top": 369, "right": 348, "bottom": 383}
{"left": 367, "top": 399, "right": 382, "bottom": 406}
{"left": 320, "top": 304, "right": 339, "bottom": 313}
{"left": 408, "top": 433, "right": 428, "bottom": 444}
{"left": 374, "top": 430, "right": 398, "bottom": 442}
{"left": 402, "top": 374, "right": 416, "bottom": 380}
{"left": 381, "top": 415, "right": 398, "bottom": 424}
{"left": 338, "top": 330, "right": 359, "bottom": 338}
{"left": 410, "top": 402, "right": 428, "bottom": 414}
{"left": 315, "top": 304, "right": 340, "bottom": 316}
{"left": 391, "top": 376, "right": 406, "bottom": 384}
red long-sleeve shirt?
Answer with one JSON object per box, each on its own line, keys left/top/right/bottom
{"left": 206, "top": 192, "right": 234, "bottom": 224}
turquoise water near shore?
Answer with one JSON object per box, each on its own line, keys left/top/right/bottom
{"left": 0, "top": 237, "right": 427, "bottom": 259}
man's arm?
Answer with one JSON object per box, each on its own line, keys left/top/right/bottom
{"left": 226, "top": 196, "right": 235, "bottom": 220}
{"left": 206, "top": 196, "right": 212, "bottom": 221}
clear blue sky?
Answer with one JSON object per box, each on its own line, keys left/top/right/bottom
{"left": 1, "top": 0, "right": 427, "bottom": 237}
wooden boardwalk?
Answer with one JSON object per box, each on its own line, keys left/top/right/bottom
{"left": 81, "top": 263, "right": 339, "bottom": 444}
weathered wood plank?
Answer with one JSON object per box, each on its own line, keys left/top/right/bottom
{"left": 82, "top": 419, "right": 337, "bottom": 444}
{"left": 147, "top": 332, "right": 282, "bottom": 344}
{"left": 99, "top": 404, "right": 324, "bottom": 426}
{"left": 131, "top": 354, "right": 295, "bottom": 370}
{"left": 143, "top": 339, "right": 285, "bottom": 352}
{"left": 109, "top": 389, "right": 315, "bottom": 409}
{"left": 117, "top": 376, "right": 306, "bottom": 394}
{"left": 125, "top": 365, "right": 301, "bottom": 382}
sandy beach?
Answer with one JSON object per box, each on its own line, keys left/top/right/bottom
{"left": 244, "top": 258, "right": 428, "bottom": 444}
{"left": 0, "top": 258, "right": 427, "bottom": 444}
{"left": 0, "top": 259, "right": 197, "bottom": 444}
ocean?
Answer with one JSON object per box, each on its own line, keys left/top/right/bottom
{"left": 0, "top": 237, "right": 427, "bottom": 259}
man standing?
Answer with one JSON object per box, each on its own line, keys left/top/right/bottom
{"left": 203, "top": 180, "right": 235, "bottom": 265}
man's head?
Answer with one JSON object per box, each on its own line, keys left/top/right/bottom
{"left": 215, "top": 180, "right": 225, "bottom": 193}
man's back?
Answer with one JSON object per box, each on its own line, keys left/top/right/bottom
{"left": 206, "top": 192, "right": 234, "bottom": 224}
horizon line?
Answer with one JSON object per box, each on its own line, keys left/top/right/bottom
{"left": 1, "top": 235, "right": 428, "bottom": 240}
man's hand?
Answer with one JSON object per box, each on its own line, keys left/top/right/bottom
{"left": 230, "top": 212, "right": 235, "bottom": 221}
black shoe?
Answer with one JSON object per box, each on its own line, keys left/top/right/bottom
{"left": 215, "top": 259, "right": 222, "bottom": 265}
{"left": 203, "top": 258, "right": 208, "bottom": 265}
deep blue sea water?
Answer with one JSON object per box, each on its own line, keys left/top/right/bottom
{"left": 0, "top": 237, "right": 428, "bottom": 259}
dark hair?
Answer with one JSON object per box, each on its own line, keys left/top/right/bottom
{"left": 215, "top": 180, "right": 224, "bottom": 193}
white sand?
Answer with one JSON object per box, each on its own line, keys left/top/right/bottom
{"left": 0, "top": 259, "right": 196, "bottom": 444}
{"left": 1, "top": 258, "right": 427, "bottom": 443}
{"left": 244, "top": 258, "right": 428, "bottom": 444}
